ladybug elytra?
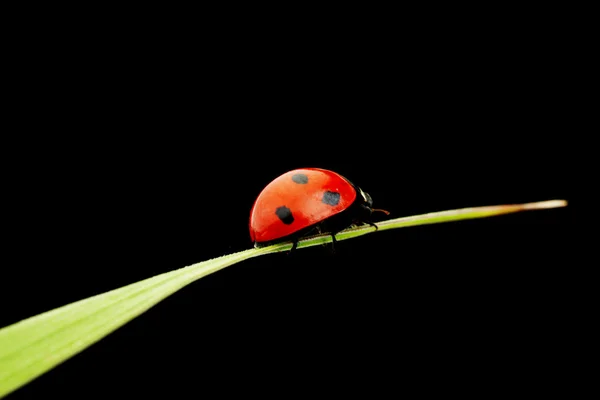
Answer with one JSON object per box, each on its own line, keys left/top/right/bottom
{"left": 249, "top": 168, "right": 389, "bottom": 251}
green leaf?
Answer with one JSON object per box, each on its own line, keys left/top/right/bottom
{"left": 0, "top": 199, "right": 567, "bottom": 398}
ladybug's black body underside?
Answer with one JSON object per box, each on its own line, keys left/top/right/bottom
{"left": 254, "top": 183, "right": 378, "bottom": 251}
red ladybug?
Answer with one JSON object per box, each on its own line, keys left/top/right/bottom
{"left": 249, "top": 168, "right": 389, "bottom": 251}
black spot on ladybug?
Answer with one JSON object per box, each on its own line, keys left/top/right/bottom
{"left": 291, "top": 173, "right": 309, "bottom": 184}
{"left": 275, "top": 206, "right": 294, "bottom": 224}
{"left": 322, "top": 191, "right": 341, "bottom": 206}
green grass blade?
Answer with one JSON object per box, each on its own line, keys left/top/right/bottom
{"left": 0, "top": 248, "right": 271, "bottom": 398}
{"left": 0, "top": 199, "right": 567, "bottom": 398}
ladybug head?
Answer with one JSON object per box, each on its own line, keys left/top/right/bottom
{"left": 357, "top": 186, "right": 390, "bottom": 217}
{"left": 359, "top": 188, "right": 374, "bottom": 208}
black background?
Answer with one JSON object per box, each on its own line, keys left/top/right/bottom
{"left": 1, "top": 10, "right": 583, "bottom": 399}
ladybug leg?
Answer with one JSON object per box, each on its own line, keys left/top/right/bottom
{"left": 328, "top": 233, "right": 338, "bottom": 254}
{"left": 358, "top": 204, "right": 381, "bottom": 231}
{"left": 355, "top": 216, "right": 379, "bottom": 231}
{"left": 289, "top": 240, "right": 299, "bottom": 254}
{"left": 367, "top": 221, "right": 379, "bottom": 231}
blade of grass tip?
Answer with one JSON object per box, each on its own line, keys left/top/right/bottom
{"left": 0, "top": 199, "right": 567, "bottom": 398}
{"left": 375, "top": 199, "right": 568, "bottom": 231}
{"left": 312, "top": 199, "right": 568, "bottom": 243}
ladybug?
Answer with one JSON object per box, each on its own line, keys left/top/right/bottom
{"left": 249, "top": 168, "right": 389, "bottom": 251}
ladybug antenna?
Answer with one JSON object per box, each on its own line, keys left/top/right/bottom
{"left": 372, "top": 208, "right": 390, "bottom": 215}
